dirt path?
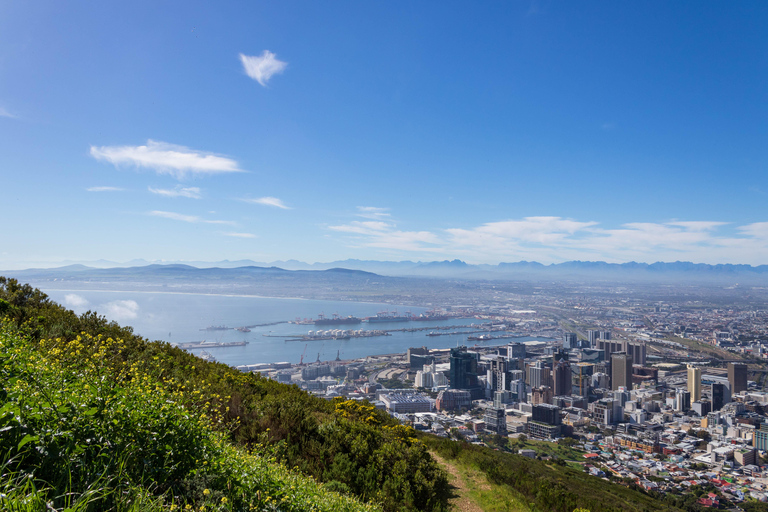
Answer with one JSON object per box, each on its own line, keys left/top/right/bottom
{"left": 431, "top": 451, "right": 485, "bottom": 512}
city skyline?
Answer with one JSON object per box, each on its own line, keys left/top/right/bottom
{"left": 2, "top": 2, "right": 768, "bottom": 268}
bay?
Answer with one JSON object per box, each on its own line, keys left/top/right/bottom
{"left": 42, "top": 288, "right": 546, "bottom": 366}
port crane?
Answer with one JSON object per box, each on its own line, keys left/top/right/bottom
{"left": 299, "top": 343, "right": 308, "bottom": 365}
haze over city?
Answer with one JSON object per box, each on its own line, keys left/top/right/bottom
{"left": 2, "top": 2, "right": 768, "bottom": 269}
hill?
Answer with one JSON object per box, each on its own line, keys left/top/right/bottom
{"left": 0, "top": 277, "right": 709, "bottom": 512}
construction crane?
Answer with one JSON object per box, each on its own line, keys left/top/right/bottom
{"left": 299, "top": 343, "right": 308, "bottom": 365}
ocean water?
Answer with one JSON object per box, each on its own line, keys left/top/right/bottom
{"left": 42, "top": 288, "right": 545, "bottom": 366}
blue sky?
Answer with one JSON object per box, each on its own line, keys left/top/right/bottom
{"left": 1, "top": 1, "right": 767, "bottom": 268}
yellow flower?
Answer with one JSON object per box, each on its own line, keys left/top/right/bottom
{"left": 203, "top": 489, "right": 210, "bottom": 496}
{"left": 221, "top": 497, "right": 228, "bottom": 504}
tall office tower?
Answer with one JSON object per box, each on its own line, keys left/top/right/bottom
{"left": 625, "top": 341, "right": 647, "bottom": 366}
{"left": 507, "top": 342, "right": 526, "bottom": 360}
{"left": 449, "top": 347, "right": 483, "bottom": 398}
{"left": 487, "top": 356, "right": 510, "bottom": 392}
{"left": 611, "top": 352, "right": 633, "bottom": 390}
{"left": 711, "top": 382, "right": 731, "bottom": 411}
{"left": 553, "top": 359, "right": 571, "bottom": 396}
{"left": 687, "top": 365, "right": 702, "bottom": 401}
{"left": 600, "top": 330, "right": 612, "bottom": 341}
{"left": 587, "top": 330, "right": 601, "bottom": 347}
{"left": 528, "top": 363, "right": 551, "bottom": 388}
{"left": 512, "top": 379, "right": 527, "bottom": 403}
{"left": 563, "top": 332, "right": 578, "bottom": 350}
{"left": 596, "top": 339, "right": 624, "bottom": 360}
{"left": 675, "top": 388, "right": 691, "bottom": 412}
{"left": 571, "top": 362, "right": 594, "bottom": 397}
{"left": 728, "top": 362, "right": 748, "bottom": 394}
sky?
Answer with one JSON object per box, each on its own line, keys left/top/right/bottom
{"left": 1, "top": 1, "right": 767, "bottom": 268}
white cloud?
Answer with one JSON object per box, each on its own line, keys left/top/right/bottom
{"left": 356, "top": 206, "right": 391, "bottom": 220}
{"left": 64, "top": 294, "right": 89, "bottom": 310}
{"left": 148, "top": 185, "right": 202, "bottom": 199}
{"left": 0, "top": 107, "right": 16, "bottom": 119}
{"left": 90, "top": 140, "right": 243, "bottom": 179}
{"left": 239, "top": 51, "right": 287, "bottom": 87}
{"left": 102, "top": 300, "right": 139, "bottom": 321}
{"left": 149, "top": 210, "right": 235, "bottom": 225}
{"left": 241, "top": 197, "right": 291, "bottom": 209}
{"left": 224, "top": 232, "right": 257, "bottom": 239}
{"left": 87, "top": 186, "right": 124, "bottom": 192}
{"left": 327, "top": 212, "right": 768, "bottom": 264}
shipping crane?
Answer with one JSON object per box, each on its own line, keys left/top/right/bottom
{"left": 299, "top": 343, "right": 308, "bottom": 365}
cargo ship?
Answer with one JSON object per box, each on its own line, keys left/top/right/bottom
{"left": 200, "top": 325, "right": 230, "bottom": 331}
{"left": 412, "top": 309, "right": 450, "bottom": 321}
{"left": 177, "top": 340, "right": 249, "bottom": 349}
{"left": 313, "top": 313, "right": 363, "bottom": 326}
{"left": 365, "top": 311, "right": 414, "bottom": 323}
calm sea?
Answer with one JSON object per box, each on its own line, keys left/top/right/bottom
{"left": 42, "top": 288, "right": 546, "bottom": 366}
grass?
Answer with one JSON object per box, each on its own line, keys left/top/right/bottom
{"left": 0, "top": 327, "right": 378, "bottom": 512}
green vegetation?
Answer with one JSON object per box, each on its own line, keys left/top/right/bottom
{"left": 421, "top": 435, "right": 684, "bottom": 512}
{"left": 0, "top": 277, "right": 727, "bottom": 512}
{"left": 0, "top": 277, "right": 448, "bottom": 511}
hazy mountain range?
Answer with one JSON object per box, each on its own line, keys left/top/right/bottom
{"left": 4, "top": 259, "right": 768, "bottom": 284}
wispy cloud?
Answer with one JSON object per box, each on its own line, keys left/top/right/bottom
{"left": 356, "top": 206, "right": 391, "bottom": 220}
{"left": 329, "top": 217, "right": 442, "bottom": 252}
{"left": 240, "top": 51, "right": 287, "bottom": 87}
{"left": 148, "top": 185, "right": 202, "bottom": 199}
{"left": 149, "top": 210, "right": 235, "bottom": 225}
{"left": 87, "top": 186, "right": 125, "bottom": 192}
{"left": 90, "top": 140, "right": 243, "bottom": 179}
{"left": 328, "top": 212, "right": 768, "bottom": 264}
{"left": 240, "top": 197, "right": 291, "bottom": 209}
{"left": 0, "top": 107, "right": 16, "bottom": 119}
{"left": 224, "top": 232, "right": 257, "bottom": 239}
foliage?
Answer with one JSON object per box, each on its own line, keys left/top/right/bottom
{"left": 420, "top": 435, "right": 684, "bottom": 512}
{"left": 0, "top": 278, "right": 449, "bottom": 511}
{"left": 0, "top": 326, "right": 376, "bottom": 512}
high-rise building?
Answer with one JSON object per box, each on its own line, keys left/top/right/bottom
{"left": 563, "top": 332, "right": 578, "bottom": 350}
{"left": 553, "top": 359, "right": 571, "bottom": 396}
{"left": 675, "top": 388, "right": 691, "bottom": 412}
{"left": 487, "top": 356, "right": 512, "bottom": 393}
{"left": 600, "top": 330, "right": 612, "bottom": 341}
{"left": 728, "top": 363, "right": 748, "bottom": 394}
{"left": 449, "top": 347, "right": 483, "bottom": 399}
{"left": 528, "top": 362, "right": 551, "bottom": 388}
{"left": 711, "top": 382, "right": 731, "bottom": 411}
{"left": 571, "top": 362, "right": 594, "bottom": 397}
{"left": 611, "top": 352, "right": 633, "bottom": 390}
{"left": 507, "top": 342, "right": 526, "bottom": 360}
{"left": 625, "top": 341, "right": 646, "bottom": 367}
{"left": 687, "top": 365, "right": 702, "bottom": 402}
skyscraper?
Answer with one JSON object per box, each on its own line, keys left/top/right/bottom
{"left": 611, "top": 352, "right": 632, "bottom": 391}
{"left": 571, "top": 362, "right": 594, "bottom": 397}
{"left": 563, "top": 332, "right": 577, "bottom": 349}
{"left": 728, "top": 363, "right": 748, "bottom": 394}
{"left": 449, "top": 346, "right": 483, "bottom": 399}
{"left": 552, "top": 349, "right": 571, "bottom": 396}
{"left": 675, "top": 388, "right": 691, "bottom": 412}
{"left": 711, "top": 382, "right": 731, "bottom": 411}
{"left": 587, "top": 330, "right": 600, "bottom": 347}
{"left": 687, "top": 365, "right": 702, "bottom": 402}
